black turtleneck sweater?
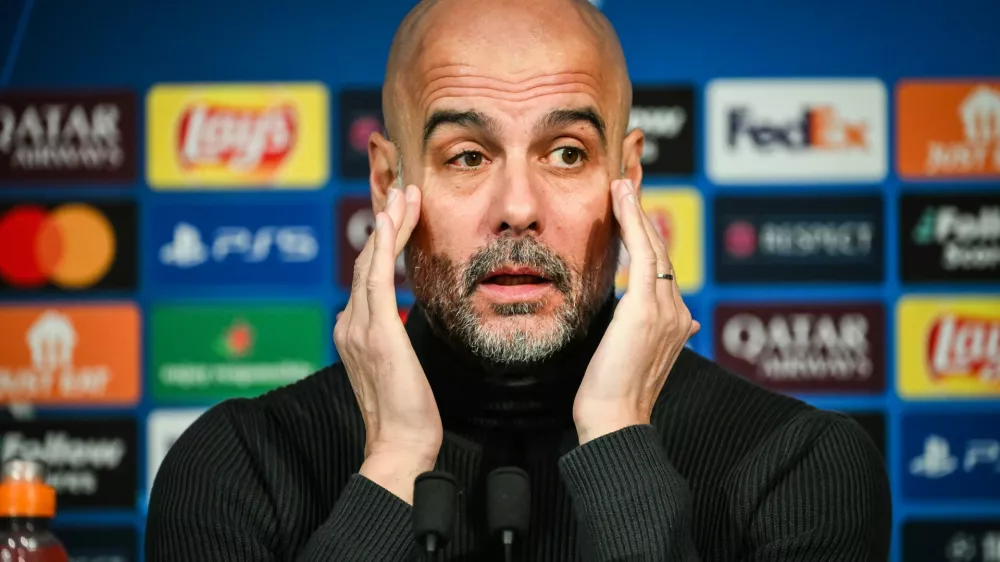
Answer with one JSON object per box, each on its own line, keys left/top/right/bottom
{"left": 145, "top": 300, "right": 891, "bottom": 562}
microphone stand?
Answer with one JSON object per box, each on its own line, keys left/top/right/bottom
{"left": 487, "top": 467, "right": 531, "bottom": 562}
{"left": 412, "top": 471, "right": 459, "bottom": 562}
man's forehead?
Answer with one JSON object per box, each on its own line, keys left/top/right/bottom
{"left": 407, "top": 37, "right": 614, "bottom": 109}
{"left": 384, "top": 0, "right": 629, "bottom": 143}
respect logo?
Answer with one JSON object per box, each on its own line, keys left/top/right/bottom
{"left": 146, "top": 83, "right": 328, "bottom": 189}
{"left": 897, "top": 296, "right": 1000, "bottom": 398}
{"left": 0, "top": 202, "right": 136, "bottom": 292}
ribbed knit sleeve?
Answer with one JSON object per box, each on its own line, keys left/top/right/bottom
{"left": 296, "top": 474, "right": 416, "bottom": 561}
{"left": 558, "top": 424, "right": 702, "bottom": 562}
{"left": 145, "top": 400, "right": 416, "bottom": 562}
{"left": 731, "top": 412, "right": 892, "bottom": 562}
{"left": 558, "top": 412, "right": 891, "bottom": 562}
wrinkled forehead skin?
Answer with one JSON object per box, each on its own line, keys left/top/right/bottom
{"left": 382, "top": 0, "right": 632, "bottom": 158}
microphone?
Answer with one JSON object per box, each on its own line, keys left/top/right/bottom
{"left": 487, "top": 467, "right": 531, "bottom": 562}
{"left": 412, "top": 471, "right": 459, "bottom": 561}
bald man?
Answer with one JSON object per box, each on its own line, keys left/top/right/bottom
{"left": 146, "top": 1, "right": 891, "bottom": 561}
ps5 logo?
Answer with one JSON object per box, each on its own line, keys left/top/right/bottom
{"left": 910, "top": 434, "right": 1000, "bottom": 479}
{"left": 160, "top": 222, "right": 318, "bottom": 268}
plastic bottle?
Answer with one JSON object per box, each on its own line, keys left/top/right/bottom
{"left": 0, "top": 459, "right": 69, "bottom": 562}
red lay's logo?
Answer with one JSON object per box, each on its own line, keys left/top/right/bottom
{"left": 926, "top": 314, "right": 1000, "bottom": 382}
{"left": 176, "top": 103, "right": 297, "bottom": 173}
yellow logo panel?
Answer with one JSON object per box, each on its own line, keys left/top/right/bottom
{"left": 616, "top": 187, "right": 703, "bottom": 294}
{"left": 146, "top": 83, "right": 329, "bottom": 189}
{"left": 897, "top": 295, "right": 1000, "bottom": 398}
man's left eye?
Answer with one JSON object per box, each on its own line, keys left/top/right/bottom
{"left": 550, "top": 147, "right": 587, "bottom": 168}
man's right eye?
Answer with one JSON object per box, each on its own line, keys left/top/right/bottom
{"left": 449, "top": 151, "right": 487, "bottom": 168}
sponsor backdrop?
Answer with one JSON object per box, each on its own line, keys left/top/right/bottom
{"left": 0, "top": 0, "right": 997, "bottom": 560}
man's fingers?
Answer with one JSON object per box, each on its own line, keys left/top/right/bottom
{"left": 366, "top": 211, "right": 399, "bottom": 321}
{"left": 638, "top": 207, "right": 675, "bottom": 301}
{"left": 348, "top": 222, "right": 378, "bottom": 322}
{"left": 612, "top": 179, "right": 656, "bottom": 295}
{"left": 383, "top": 186, "right": 407, "bottom": 250}
{"left": 394, "top": 185, "right": 421, "bottom": 255}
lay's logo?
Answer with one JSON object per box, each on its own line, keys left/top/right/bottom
{"left": 898, "top": 296, "right": 1000, "bottom": 398}
{"left": 926, "top": 314, "right": 999, "bottom": 382}
{"left": 147, "top": 83, "right": 328, "bottom": 190}
{"left": 177, "top": 103, "right": 296, "bottom": 173}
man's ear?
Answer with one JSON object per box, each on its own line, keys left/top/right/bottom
{"left": 621, "top": 128, "right": 645, "bottom": 194}
{"left": 368, "top": 131, "right": 400, "bottom": 211}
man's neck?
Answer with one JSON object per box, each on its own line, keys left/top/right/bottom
{"left": 404, "top": 296, "right": 617, "bottom": 433}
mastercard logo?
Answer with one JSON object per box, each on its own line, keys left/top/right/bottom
{"left": 0, "top": 204, "right": 116, "bottom": 289}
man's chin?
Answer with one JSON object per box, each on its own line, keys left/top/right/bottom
{"left": 467, "top": 318, "right": 572, "bottom": 373}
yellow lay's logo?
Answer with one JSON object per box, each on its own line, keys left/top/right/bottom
{"left": 146, "top": 83, "right": 328, "bottom": 189}
{"left": 897, "top": 296, "right": 1000, "bottom": 398}
{"left": 616, "top": 187, "right": 703, "bottom": 294}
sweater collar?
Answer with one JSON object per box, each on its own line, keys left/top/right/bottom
{"left": 405, "top": 296, "right": 617, "bottom": 433}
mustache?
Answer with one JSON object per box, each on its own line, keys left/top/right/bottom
{"left": 462, "top": 236, "right": 572, "bottom": 297}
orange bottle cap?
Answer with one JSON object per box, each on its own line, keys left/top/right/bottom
{"left": 0, "top": 460, "right": 56, "bottom": 518}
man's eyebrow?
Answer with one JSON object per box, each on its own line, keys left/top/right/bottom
{"left": 422, "top": 110, "right": 501, "bottom": 150}
{"left": 535, "top": 107, "right": 607, "bottom": 147}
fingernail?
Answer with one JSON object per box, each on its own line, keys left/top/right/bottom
{"left": 375, "top": 213, "right": 386, "bottom": 230}
{"left": 626, "top": 193, "right": 638, "bottom": 207}
{"left": 624, "top": 179, "right": 634, "bottom": 193}
{"left": 405, "top": 185, "right": 418, "bottom": 201}
{"left": 387, "top": 189, "right": 399, "bottom": 204}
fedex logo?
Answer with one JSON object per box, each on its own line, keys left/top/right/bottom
{"left": 727, "top": 106, "right": 867, "bottom": 151}
{"left": 707, "top": 79, "right": 887, "bottom": 184}
{"left": 903, "top": 413, "right": 1000, "bottom": 500}
{"left": 149, "top": 203, "right": 323, "bottom": 287}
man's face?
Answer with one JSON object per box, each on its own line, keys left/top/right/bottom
{"left": 384, "top": 3, "right": 638, "bottom": 372}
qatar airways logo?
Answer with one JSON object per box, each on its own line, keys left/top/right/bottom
{"left": 714, "top": 303, "right": 885, "bottom": 393}
{"left": 0, "top": 91, "right": 137, "bottom": 183}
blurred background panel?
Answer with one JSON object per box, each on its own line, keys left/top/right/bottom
{"left": 0, "top": 0, "right": 998, "bottom": 561}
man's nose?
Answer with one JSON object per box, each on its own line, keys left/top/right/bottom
{"left": 489, "top": 159, "right": 541, "bottom": 235}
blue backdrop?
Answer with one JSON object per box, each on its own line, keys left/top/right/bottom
{"left": 1, "top": 0, "right": 998, "bottom": 560}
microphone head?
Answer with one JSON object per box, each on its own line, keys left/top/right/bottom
{"left": 413, "top": 471, "right": 459, "bottom": 547}
{"left": 487, "top": 466, "right": 531, "bottom": 537}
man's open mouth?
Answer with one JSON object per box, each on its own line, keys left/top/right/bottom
{"left": 480, "top": 267, "right": 552, "bottom": 286}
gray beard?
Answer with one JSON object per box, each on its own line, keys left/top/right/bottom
{"left": 406, "top": 234, "right": 619, "bottom": 373}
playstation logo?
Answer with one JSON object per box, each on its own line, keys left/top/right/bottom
{"left": 160, "top": 223, "right": 209, "bottom": 268}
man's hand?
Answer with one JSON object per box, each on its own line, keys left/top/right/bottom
{"left": 333, "top": 184, "right": 443, "bottom": 505}
{"left": 574, "top": 179, "right": 700, "bottom": 445}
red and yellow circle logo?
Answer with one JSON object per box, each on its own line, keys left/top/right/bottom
{"left": 0, "top": 204, "right": 116, "bottom": 289}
